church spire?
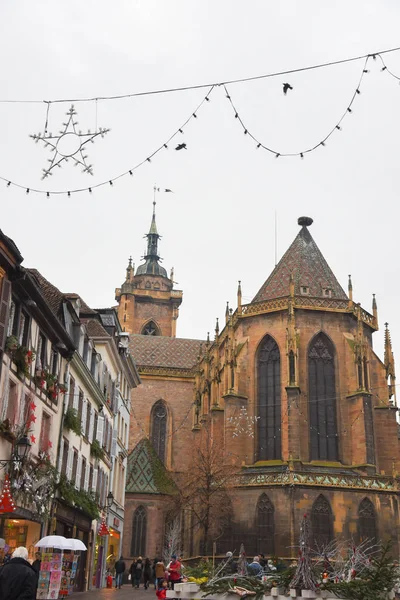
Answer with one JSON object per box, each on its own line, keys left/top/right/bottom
{"left": 135, "top": 197, "right": 168, "bottom": 278}
{"left": 384, "top": 322, "right": 396, "bottom": 403}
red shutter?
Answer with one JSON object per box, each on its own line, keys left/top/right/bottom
{"left": 0, "top": 277, "right": 11, "bottom": 351}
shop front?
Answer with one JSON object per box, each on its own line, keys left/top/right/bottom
{"left": 53, "top": 500, "right": 92, "bottom": 592}
{"left": 0, "top": 515, "right": 41, "bottom": 563}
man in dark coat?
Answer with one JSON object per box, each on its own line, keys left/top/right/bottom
{"left": 114, "top": 556, "right": 126, "bottom": 589}
{"left": 0, "top": 546, "right": 37, "bottom": 600}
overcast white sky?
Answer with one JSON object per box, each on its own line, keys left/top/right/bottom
{"left": 2, "top": 1, "right": 400, "bottom": 358}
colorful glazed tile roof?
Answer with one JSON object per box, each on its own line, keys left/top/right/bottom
{"left": 126, "top": 438, "right": 175, "bottom": 495}
{"left": 130, "top": 335, "right": 203, "bottom": 369}
{"left": 252, "top": 218, "right": 348, "bottom": 303}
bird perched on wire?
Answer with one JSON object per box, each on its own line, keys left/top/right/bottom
{"left": 175, "top": 143, "right": 187, "bottom": 151}
{"left": 283, "top": 83, "right": 293, "bottom": 95}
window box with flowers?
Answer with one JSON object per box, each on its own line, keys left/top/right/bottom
{"left": 6, "top": 336, "right": 36, "bottom": 378}
{"left": 90, "top": 439, "right": 104, "bottom": 461}
{"left": 64, "top": 408, "right": 82, "bottom": 436}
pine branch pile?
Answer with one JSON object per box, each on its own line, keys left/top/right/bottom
{"left": 290, "top": 513, "right": 318, "bottom": 592}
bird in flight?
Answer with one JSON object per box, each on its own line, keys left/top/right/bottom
{"left": 175, "top": 143, "right": 187, "bottom": 151}
{"left": 283, "top": 83, "right": 293, "bottom": 95}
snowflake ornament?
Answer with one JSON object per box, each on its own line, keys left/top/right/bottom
{"left": 228, "top": 406, "right": 260, "bottom": 438}
{"left": 30, "top": 104, "right": 109, "bottom": 179}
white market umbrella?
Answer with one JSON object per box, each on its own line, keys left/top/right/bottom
{"left": 35, "top": 535, "right": 67, "bottom": 548}
{"left": 63, "top": 539, "right": 87, "bottom": 551}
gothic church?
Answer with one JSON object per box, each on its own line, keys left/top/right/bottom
{"left": 117, "top": 207, "right": 400, "bottom": 560}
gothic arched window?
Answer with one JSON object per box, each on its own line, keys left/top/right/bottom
{"left": 308, "top": 333, "right": 338, "bottom": 461}
{"left": 311, "top": 495, "right": 333, "bottom": 549}
{"left": 151, "top": 400, "right": 167, "bottom": 463}
{"left": 131, "top": 505, "right": 147, "bottom": 557}
{"left": 257, "top": 335, "right": 281, "bottom": 460}
{"left": 358, "top": 498, "right": 377, "bottom": 544}
{"left": 141, "top": 320, "right": 160, "bottom": 336}
{"left": 256, "top": 493, "right": 275, "bottom": 555}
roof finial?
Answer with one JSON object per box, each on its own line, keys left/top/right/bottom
{"left": 225, "top": 301, "right": 230, "bottom": 324}
{"left": 297, "top": 216, "right": 313, "bottom": 227}
{"left": 128, "top": 256, "right": 132, "bottom": 268}
{"left": 215, "top": 317, "right": 219, "bottom": 339}
{"left": 348, "top": 274, "right": 353, "bottom": 304}
{"left": 237, "top": 280, "right": 242, "bottom": 314}
{"left": 372, "top": 293, "right": 378, "bottom": 328}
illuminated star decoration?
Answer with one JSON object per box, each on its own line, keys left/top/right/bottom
{"left": 30, "top": 104, "right": 110, "bottom": 179}
{"left": 228, "top": 406, "right": 260, "bottom": 438}
{"left": 30, "top": 435, "right": 36, "bottom": 444}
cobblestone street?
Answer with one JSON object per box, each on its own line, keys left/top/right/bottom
{"left": 76, "top": 586, "right": 157, "bottom": 600}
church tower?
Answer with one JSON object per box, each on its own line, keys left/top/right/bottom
{"left": 115, "top": 202, "right": 182, "bottom": 337}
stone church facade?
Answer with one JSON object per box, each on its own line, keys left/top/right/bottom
{"left": 117, "top": 207, "right": 400, "bottom": 560}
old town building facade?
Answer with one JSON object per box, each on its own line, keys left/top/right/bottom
{"left": 0, "top": 237, "right": 139, "bottom": 590}
{"left": 119, "top": 211, "right": 400, "bottom": 560}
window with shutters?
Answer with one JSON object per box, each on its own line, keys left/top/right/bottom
{"left": 81, "top": 457, "right": 87, "bottom": 491}
{"left": 6, "top": 300, "right": 15, "bottom": 338}
{"left": 358, "top": 498, "right": 377, "bottom": 544}
{"left": 71, "top": 449, "right": 78, "bottom": 483}
{"left": 308, "top": 333, "right": 338, "bottom": 461}
{"left": 256, "top": 493, "right": 275, "bottom": 555}
{"left": 131, "top": 506, "right": 147, "bottom": 556}
{"left": 88, "top": 465, "right": 94, "bottom": 491}
{"left": 78, "top": 389, "right": 84, "bottom": 419}
{"left": 51, "top": 348, "right": 59, "bottom": 376}
{"left": 39, "top": 413, "right": 51, "bottom": 453}
{"left": 61, "top": 439, "right": 69, "bottom": 477}
{"left": 37, "top": 333, "right": 47, "bottom": 369}
{"left": 2, "top": 379, "right": 18, "bottom": 424}
{"left": 96, "top": 414, "right": 104, "bottom": 444}
{"left": 0, "top": 277, "right": 11, "bottom": 351}
{"left": 311, "top": 495, "right": 333, "bottom": 549}
{"left": 17, "top": 392, "right": 29, "bottom": 425}
{"left": 68, "top": 376, "right": 75, "bottom": 411}
{"left": 257, "top": 335, "right": 281, "bottom": 461}
{"left": 150, "top": 400, "right": 167, "bottom": 463}
{"left": 85, "top": 402, "right": 91, "bottom": 438}
{"left": 18, "top": 310, "right": 29, "bottom": 346}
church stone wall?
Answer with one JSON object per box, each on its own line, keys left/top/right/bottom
{"left": 130, "top": 376, "right": 195, "bottom": 473}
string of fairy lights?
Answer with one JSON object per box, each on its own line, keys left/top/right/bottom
{"left": 1, "top": 47, "right": 400, "bottom": 195}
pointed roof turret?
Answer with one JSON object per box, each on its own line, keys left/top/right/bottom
{"left": 252, "top": 216, "right": 347, "bottom": 303}
{"left": 136, "top": 200, "right": 168, "bottom": 278}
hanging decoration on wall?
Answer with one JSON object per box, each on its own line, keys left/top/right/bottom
{"left": 30, "top": 104, "right": 110, "bottom": 179}
{"left": 98, "top": 517, "right": 110, "bottom": 536}
{"left": 228, "top": 406, "right": 260, "bottom": 438}
{"left": 0, "top": 474, "right": 16, "bottom": 514}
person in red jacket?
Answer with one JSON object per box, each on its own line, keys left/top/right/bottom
{"left": 156, "top": 579, "right": 168, "bottom": 600}
{"left": 167, "top": 555, "right": 182, "bottom": 590}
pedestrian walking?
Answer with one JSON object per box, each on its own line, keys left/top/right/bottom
{"left": 114, "top": 556, "right": 126, "bottom": 589}
{"left": 155, "top": 558, "right": 166, "bottom": 590}
{"left": 129, "top": 560, "right": 137, "bottom": 587}
{"left": 143, "top": 558, "right": 152, "bottom": 589}
{"left": 31, "top": 552, "right": 41, "bottom": 577}
{"left": 135, "top": 556, "right": 143, "bottom": 588}
{"left": 0, "top": 546, "right": 37, "bottom": 600}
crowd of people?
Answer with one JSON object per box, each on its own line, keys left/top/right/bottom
{"left": 113, "top": 554, "right": 183, "bottom": 597}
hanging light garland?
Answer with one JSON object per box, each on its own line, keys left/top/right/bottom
{"left": 0, "top": 47, "right": 400, "bottom": 195}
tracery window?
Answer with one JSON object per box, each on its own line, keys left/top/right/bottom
{"left": 141, "top": 320, "right": 160, "bottom": 336}
{"left": 151, "top": 400, "right": 167, "bottom": 463}
{"left": 358, "top": 498, "right": 377, "bottom": 544}
{"left": 131, "top": 505, "right": 147, "bottom": 557}
{"left": 256, "top": 493, "right": 275, "bottom": 555}
{"left": 308, "top": 333, "right": 338, "bottom": 461}
{"left": 311, "top": 494, "right": 333, "bottom": 549}
{"left": 257, "top": 335, "right": 281, "bottom": 460}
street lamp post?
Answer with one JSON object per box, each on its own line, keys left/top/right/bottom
{"left": 0, "top": 435, "right": 31, "bottom": 469}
